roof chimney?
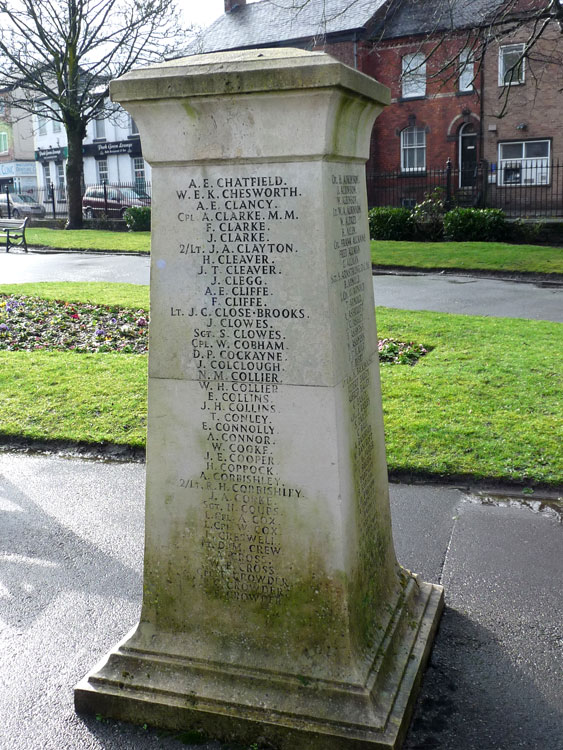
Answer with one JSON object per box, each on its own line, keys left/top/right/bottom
{"left": 225, "top": 0, "right": 246, "bottom": 12}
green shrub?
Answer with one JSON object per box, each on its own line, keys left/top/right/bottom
{"left": 509, "top": 218, "right": 546, "bottom": 244}
{"left": 124, "top": 205, "right": 151, "bottom": 232}
{"left": 444, "top": 207, "right": 507, "bottom": 242}
{"left": 411, "top": 187, "right": 446, "bottom": 241}
{"left": 91, "top": 214, "right": 113, "bottom": 231}
{"left": 368, "top": 207, "right": 415, "bottom": 240}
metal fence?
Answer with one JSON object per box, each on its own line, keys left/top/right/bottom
{"left": 367, "top": 160, "right": 563, "bottom": 218}
{"left": 3, "top": 166, "right": 563, "bottom": 220}
{"left": 0, "top": 181, "right": 152, "bottom": 220}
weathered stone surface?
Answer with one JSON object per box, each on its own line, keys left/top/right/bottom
{"left": 75, "top": 48, "right": 443, "bottom": 749}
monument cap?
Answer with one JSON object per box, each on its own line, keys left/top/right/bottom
{"left": 110, "top": 47, "right": 390, "bottom": 106}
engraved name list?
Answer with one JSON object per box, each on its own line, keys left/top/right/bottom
{"left": 160, "top": 166, "right": 371, "bottom": 606}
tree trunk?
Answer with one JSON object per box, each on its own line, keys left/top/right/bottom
{"left": 65, "top": 121, "right": 86, "bottom": 229}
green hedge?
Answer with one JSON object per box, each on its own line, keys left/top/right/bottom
{"left": 124, "top": 206, "right": 151, "bottom": 232}
{"left": 368, "top": 204, "right": 508, "bottom": 243}
{"left": 410, "top": 188, "right": 445, "bottom": 241}
{"left": 443, "top": 207, "right": 507, "bottom": 241}
{"left": 368, "top": 207, "right": 414, "bottom": 241}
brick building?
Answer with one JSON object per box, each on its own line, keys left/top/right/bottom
{"left": 0, "top": 87, "right": 38, "bottom": 195}
{"left": 192, "top": 0, "right": 561, "bottom": 212}
{"left": 481, "top": 16, "right": 563, "bottom": 214}
{"left": 359, "top": 1, "right": 490, "bottom": 206}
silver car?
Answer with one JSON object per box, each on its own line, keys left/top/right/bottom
{"left": 0, "top": 193, "right": 46, "bottom": 219}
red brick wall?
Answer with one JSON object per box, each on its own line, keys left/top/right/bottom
{"left": 302, "top": 8, "right": 562, "bottom": 211}
{"left": 312, "top": 40, "right": 358, "bottom": 69}
{"left": 315, "top": 33, "right": 483, "bottom": 181}
{"left": 361, "top": 34, "right": 482, "bottom": 174}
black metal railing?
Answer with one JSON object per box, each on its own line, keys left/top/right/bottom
{"left": 0, "top": 181, "right": 153, "bottom": 220}
{"left": 367, "top": 160, "right": 563, "bottom": 218}
{"left": 3, "top": 167, "right": 563, "bottom": 221}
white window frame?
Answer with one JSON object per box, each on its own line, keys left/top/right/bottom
{"left": 42, "top": 162, "right": 52, "bottom": 192}
{"left": 498, "top": 44, "right": 526, "bottom": 86}
{"left": 459, "top": 49, "right": 474, "bottom": 92}
{"left": 498, "top": 139, "right": 550, "bottom": 186}
{"left": 401, "top": 126, "right": 426, "bottom": 172}
{"left": 56, "top": 162, "right": 65, "bottom": 194}
{"left": 0, "top": 131, "right": 8, "bottom": 154}
{"left": 133, "top": 156, "right": 146, "bottom": 192}
{"left": 37, "top": 112, "right": 47, "bottom": 136}
{"left": 94, "top": 116, "right": 106, "bottom": 140}
{"left": 97, "top": 158, "right": 109, "bottom": 184}
{"left": 401, "top": 53, "right": 426, "bottom": 98}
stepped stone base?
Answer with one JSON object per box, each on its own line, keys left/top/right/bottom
{"left": 76, "top": 577, "right": 443, "bottom": 750}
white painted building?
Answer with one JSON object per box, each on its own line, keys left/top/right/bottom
{"left": 33, "top": 100, "right": 151, "bottom": 204}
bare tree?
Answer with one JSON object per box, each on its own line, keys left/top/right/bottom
{"left": 365, "top": 0, "right": 561, "bottom": 113}
{"left": 0, "top": 0, "right": 191, "bottom": 228}
{"left": 378, "top": 0, "right": 563, "bottom": 106}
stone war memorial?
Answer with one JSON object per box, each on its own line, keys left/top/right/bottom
{"left": 75, "top": 49, "right": 443, "bottom": 749}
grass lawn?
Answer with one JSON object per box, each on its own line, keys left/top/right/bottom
{"left": 0, "top": 281, "right": 149, "bottom": 309}
{"left": 0, "top": 283, "right": 561, "bottom": 486}
{"left": 377, "top": 308, "right": 562, "bottom": 486}
{"left": 25, "top": 229, "right": 562, "bottom": 275}
{"left": 0, "top": 351, "right": 147, "bottom": 446}
{"left": 371, "top": 240, "right": 563, "bottom": 275}
{"left": 27, "top": 227, "right": 150, "bottom": 253}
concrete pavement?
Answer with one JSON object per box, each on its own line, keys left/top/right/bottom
{"left": 0, "top": 453, "right": 561, "bottom": 750}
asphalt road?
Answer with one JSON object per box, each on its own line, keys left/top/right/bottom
{"left": 373, "top": 270, "right": 563, "bottom": 322}
{"left": 0, "top": 250, "right": 151, "bottom": 286}
{"left": 0, "top": 250, "right": 561, "bottom": 321}
{"left": 0, "top": 454, "right": 560, "bottom": 750}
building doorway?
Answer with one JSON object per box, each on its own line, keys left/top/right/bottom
{"left": 459, "top": 123, "right": 477, "bottom": 187}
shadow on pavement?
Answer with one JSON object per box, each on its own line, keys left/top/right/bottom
{"left": 0, "top": 472, "right": 141, "bottom": 631}
{"left": 405, "top": 606, "right": 563, "bottom": 750}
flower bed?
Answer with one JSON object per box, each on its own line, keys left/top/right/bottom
{"left": 0, "top": 295, "right": 149, "bottom": 353}
{"left": 378, "top": 337, "right": 428, "bottom": 365}
{"left": 0, "top": 294, "right": 428, "bottom": 365}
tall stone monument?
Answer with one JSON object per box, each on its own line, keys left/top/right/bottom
{"left": 75, "top": 49, "right": 443, "bottom": 749}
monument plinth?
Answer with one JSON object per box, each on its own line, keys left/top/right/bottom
{"left": 75, "top": 49, "right": 443, "bottom": 749}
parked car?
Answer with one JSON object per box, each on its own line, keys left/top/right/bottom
{"left": 0, "top": 193, "right": 46, "bottom": 219}
{"left": 82, "top": 185, "right": 151, "bottom": 218}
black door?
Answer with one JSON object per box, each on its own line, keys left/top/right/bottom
{"left": 460, "top": 131, "right": 477, "bottom": 187}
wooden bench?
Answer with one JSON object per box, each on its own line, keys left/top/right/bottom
{"left": 0, "top": 217, "right": 28, "bottom": 253}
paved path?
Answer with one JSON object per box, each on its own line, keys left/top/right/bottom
{"left": 0, "top": 453, "right": 561, "bottom": 750}
{"left": 373, "top": 270, "right": 563, "bottom": 322}
{"left": 1, "top": 251, "right": 562, "bottom": 321}
{"left": 0, "top": 251, "right": 151, "bottom": 286}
